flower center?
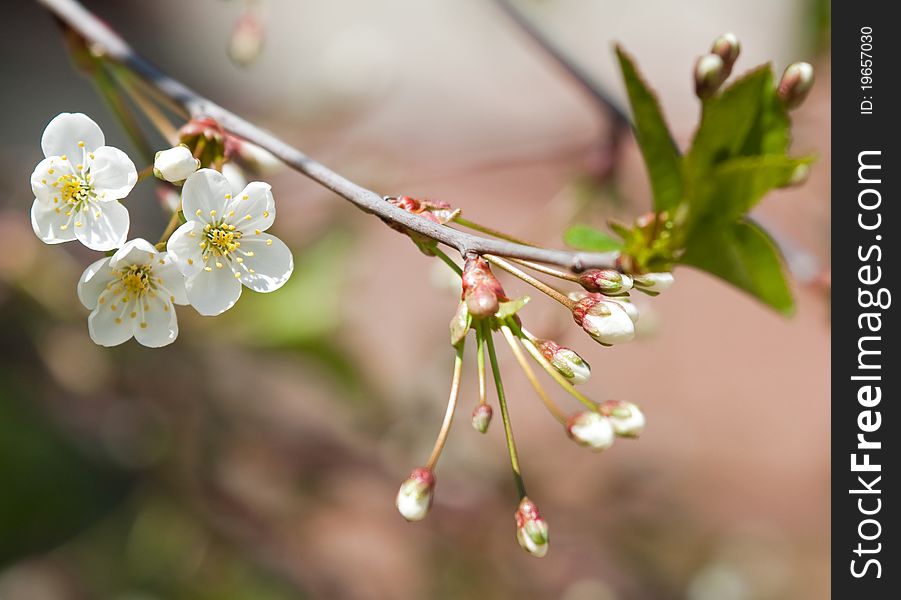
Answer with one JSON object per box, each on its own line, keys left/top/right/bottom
{"left": 58, "top": 173, "right": 93, "bottom": 209}
{"left": 204, "top": 222, "right": 242, "bottom": 257}
{"left": 119, "top": 264, "right": 153, "bottom": 297}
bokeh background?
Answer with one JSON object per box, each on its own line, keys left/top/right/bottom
{"left": 0, "top": 0, "right": 830, "bottom": 598}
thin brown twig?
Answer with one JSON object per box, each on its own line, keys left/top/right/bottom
{"left": 37, "top": 0, "right": 618, "bottom": 272}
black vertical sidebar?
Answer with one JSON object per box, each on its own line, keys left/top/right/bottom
{"left": 832, "top": 1, "right": 898, "bottom": 596}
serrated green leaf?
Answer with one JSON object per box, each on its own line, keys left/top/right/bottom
{"left": 564, "top": 224, "right": 623, "bottom": 252}
{"left": 740, "top": 80, "right": 791, "bottom": 157}
{"left": 615, "top": 46, "right": 683, "bottom": 211}
{"left": 686, "top": 66, "right": 772, "bottom": 176}
{"left": 680, "top": 219, "right": 793, "bottom": 314}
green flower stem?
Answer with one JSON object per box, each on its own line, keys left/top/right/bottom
{"left": 452, "top": 215, "right": 538, "bottom": 247}
{"left": 484, "top": 255, "right": 575, "bottom": 310}
{"left": 476, "top": 323, "right": 487, "bottom": 406}
{"left": 425, "top": 341, "right": 466, "bottom": 470}
{"left": 111, "top": 65, "right": 180, "bottom": 143}
{"left": 432, "top": 247, "right": 463, "bottom": 276}
{"left": 89, "top": 61, "right": 155, "bottom": 162}
{"left": 508, "top": 319, "right": 597, "bottom": 412}
{"left": 499, "top": 324, "right": 566, "bottom": 424}
{"left": 484, "top": 326, "right": 527, "bottom": 499}
{"left": 156, "top": 209, "right": 182, "bottom": 248}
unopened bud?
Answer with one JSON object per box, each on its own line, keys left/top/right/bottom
{"left": 395, "top": 467, "right": 435, "bottom": 522}
{"left": 632, "top": 272, "right": 674, "bottom": 295}
{"left": 449, "top": 301, "right": 471, "bottom": 346}
{"left": 598, "top": 400, "right": 646, "bottom": 438}
{"left": 787, "top": 163, "right": 811, "bottom": 187}
{"left": 578, "top": 269, "right": 632, "bottom": 295}
{"left": 778, "top": 62, "right": 814, "bottom": 109}
{"left": 229, "top": 10, "right": 265, "bottom": 67}
{"left": 566, "top": 411, "right": 616, "bottom": 451}
{"left": 471, "top": 404, "right": 493, "bottom": 433}
{"left": 694, "top": 54, "right": 726, "bottom": 99}
{"left": 514, "top": 497, "right": 549, "bottom": 558}
{"left": 153, "top": 144, "right": 200, "bottom": 184}
{"left": 572, "top": 295, "right": 636, "bottom": 346}
{"left": 178, "top": 118, "right": 230, "bottom": 168}
{"left": 538, "top": 340, "right": 591, "bottom": 385}
{"left": 711, "top": 33, "right": 740, "bottom": 75}
{"left": 461, "top": 256, "right": 506, "bottom": 319}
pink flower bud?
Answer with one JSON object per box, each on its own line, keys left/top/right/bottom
{"left": 778, "top": 62, "right": 815, "bottom": 109}
{"left": 572, "top": 295, "right": 636, "bottom": 346}
{"left": 178, "top": 118, "right": 231, "bottom": 168}
{"left": 514, "top": 497, "right": 549, "bottom": 558}
{"left": 694, "top": 54, "right": 726, "bottom": 99}
{"left": 471, "top": 404, "right": 493, "bottom": 433}
{"left": 598, "top": 400, "right": 646, "bottom": 438}
{"left": 395, "top": 467, "right": 435, "bottom": 522}
{"left": 461, "top": 256, "right": 506, "bottom": 319}
{"left": 577, "top": 268, "right": 632, "bottom": 295}
{"left": 566, "top": 411, "right": 616, "bottom": 451}
{"left": 229, "top": 10, "right": 265, "bottom": 67}
{"left": 711, "top": 33, "right": 740, "bottom": 75}
{"left": 537, "top": 340, "right": 591, "bottom": 385}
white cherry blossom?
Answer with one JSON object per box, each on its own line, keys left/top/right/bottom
{"left": 78, "top": 239, "right": 188, "bottom": 347}
{"left": 166, "top": 169, "right": 293, "bottom": 316}
{"left": 153, "top": 144, "right": 199, "bottom": 184}
{"left": 31, "top": 113, "right": 137, "bottom": 251}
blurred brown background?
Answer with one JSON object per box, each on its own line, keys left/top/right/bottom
{"left": 0, "top": 0, "right": 830, "bottom": 598}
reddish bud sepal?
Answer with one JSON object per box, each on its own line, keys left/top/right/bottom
{"left": 461, "top": 256, "right": 507, "bottom": 319}
{"left": 471, "top": 403, "right": 493, "bottom": 433}
{"left": 577, "top": 268, "right": 633, "bottom": 295}
{"left": 537, "top": 340, "right": 591, "bottom": 385}
{"left": 178, "top": 117, "right": 233, "bottom": 168}
{"left": 571, "top": 294, "right": 636, "bottom": 346}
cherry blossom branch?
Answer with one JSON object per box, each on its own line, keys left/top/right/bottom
{"left": 37, "top": 0, "right": 619, "bottom": 272}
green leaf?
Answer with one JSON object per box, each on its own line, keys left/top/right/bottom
{"left": 687, "top": 154, "right": 814, "bottom": 231}
{"left": 680, "top": 219, "right": 793, "bottom": 314}
{"left": 495, "top": 296, "right": 530, "bottom": 319}
{"left": 686, "top": 66, "right": 772, "bottom": 176}
{"left": 564, "top": 224, "right": 623, "bottom": 252}
{"left": 615, "top": 46, "right": 683, "bottom": 211}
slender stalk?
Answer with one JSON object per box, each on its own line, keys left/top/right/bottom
{"left": 425, "top": 342, "right": 465, "bottom": 470}
{"left": 508, "top": 258, "right": 581, "bottom": 283}
{"left": 485, "top": 328, "right": 526, "bottom": 499}
{"left": 156, "top": 209, "right": 182, "bottom": 248}
{"left": 453, "top": 215, "right": 538, "bottom": 247}
{"left": 89, "top": 61, "right": 156, "bottom": 162}
{"left": 499, "top": 324, "right": 566, "bottom": 424}
{"left": 476, "top": 322, "right": 487, "bottom": 406}
{"left": 510, "top": 320, "right": 597, "bottom": 412}
{"left": 432, "top": 247, "right": 463, "bottom": 276}
{"left": 136, "top": 165, "right": 154, "bottom": 182}
{"left": 37, "top": 0, "right": 620, "bottom": 272}
{"left": 484, "top": 255, "right": 575, "bottom": 309}
{"left": 113, "top": 67, "right": 180, "bottom": 143}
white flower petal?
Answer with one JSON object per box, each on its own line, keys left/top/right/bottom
{"left": 185, "top": 262, "right": 243, "bottom": 315}
{"left": 88, "top": 298, "right": 135, "bottom": 347}
{"left": 110, "top": 238, "right": 158, "bottom": 267}
{"left": 74, "top": 200, "right": 129, "bottom": 251}
{"left": 89, "top": 146, "right": 138, "bottom": 201}
{"left": 166, "top": 221, "right": 206, "bottom": 278}
{"left": 235, "top": 234, "right": 293, "bottom": 293}
{"left": 133, "top": 295, "right": 179, "bottom": 348}
{"left": 41, "top": 113, "right": 104, "bottom": 159}
{"left": 153, "top": 252, "right": 189, "bottom": 305}
{"left": 31, "top": 197, "right": 76, "bottom": 244}
{"left": 181, "top": 169, "right": 233, "bottom": 223}
{"left": 77, "top": 256, "right": 115, "bottom": 310}
{"left": 31, "top": 156, "right": 74, "bottom": 204}
{"left": 154, "top": 145, "right": 199, "bottom": 183}
{"left": 222, "top": 162, "right": 247, "bottom": 194}
{"left": 228, "top": 181, "right": 275, "bottom": 233}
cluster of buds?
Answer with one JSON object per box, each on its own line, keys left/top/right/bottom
{"left": 384, "top": 195, "right": 461, "bottom": 255}
{"left": 566, "top": 400, "right": 645, "bottom": 451}
{"left": 694, "top": 33, "right": 740, "bottom": 99}
{"left": 461, "top": 255, "right": 508, "bottom": 319}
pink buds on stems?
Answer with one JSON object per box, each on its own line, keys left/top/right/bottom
{"left": 395, "top": 467, "right": 436, "bottom": 522}
{"left": 598, "top": 400, "right": 646, "bottom": 438}
{"left": 778, "top": 62, "right": 815, "bottom": 109}
{"left": 461, "top": 256, "right": 507, "bottom": 319}
{"left": 514, "top": 497, "right": 549, "bottom": 558}
{"left": 711, "top": 33, "right": 741, "bottom": 77}
{"left": 694, "top": 54, "right": 726, "bottom": 99}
